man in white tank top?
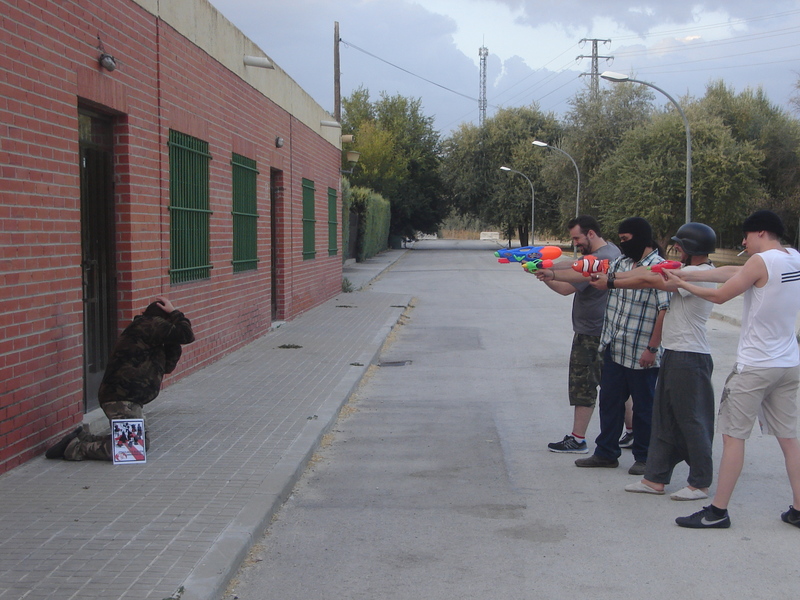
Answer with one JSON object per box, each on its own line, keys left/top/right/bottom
{"left": 665, "top": 210, "right": 800, "bottom": 530}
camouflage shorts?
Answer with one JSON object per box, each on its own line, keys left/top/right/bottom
{"left": 64, "top": 401, "right": 145, "bottom": 461}
{"left": 568, "top": 333, "right": 602, "bottom": 408}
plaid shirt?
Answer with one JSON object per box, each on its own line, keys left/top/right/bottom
{"left": 599, "top": 249, "right": 671, "bottom": 369}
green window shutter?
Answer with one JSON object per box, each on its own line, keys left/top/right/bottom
{"left": 327, "top": 187, "right": 338, "bottom": 256}
{"left": 168, "top": 130, "right": 212, "bottom": 284}
{"left": 231, "top": 153, "right": 259, "bottom": 272}
{"left": 302, "top": 178, "right": 316, "bottom": 260}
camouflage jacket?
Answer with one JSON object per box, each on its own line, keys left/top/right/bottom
{"left": 98, "top": 310, "right": 195, "bottom": 407}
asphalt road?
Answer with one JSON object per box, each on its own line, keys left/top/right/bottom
{"left": 223, "top": 239, "right": 798, "bottom": 600}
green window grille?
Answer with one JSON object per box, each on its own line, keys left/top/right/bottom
{"left": 168, "top": 130, "right": 212, "bottom": 283}
{"left": 302, "top": 178, "right": 316, "bottom": 260}
{"left": 327, "top": 187, "right": 338, "bottom": 256}
{"left": 231, "top": 153, "right": 259, "bottom": 272}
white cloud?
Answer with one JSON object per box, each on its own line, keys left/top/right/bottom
{"left": 207, "top": 0, "right": 800, "bottom": 132}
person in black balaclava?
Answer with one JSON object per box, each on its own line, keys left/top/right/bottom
{"left": 617, "top": 217, "right": 658, "bottom": 262}
{"left": 575, "top": 217, "right": 671, "bottom": 476}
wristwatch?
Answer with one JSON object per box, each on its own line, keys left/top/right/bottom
{"left": 606, "top": 272, "right": 616, "bottom": 289}
{"left": 646, "top": 345, "right": 659, "bottom": 353}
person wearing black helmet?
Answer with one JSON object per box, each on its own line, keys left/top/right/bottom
{"left": 593, "top": 222, "right": 718, "bottom": 500}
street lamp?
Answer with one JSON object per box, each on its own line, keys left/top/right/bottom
{"left": 600, "top": 71, "right": 692, "bottom": 223}
{"left": 532, "top": 141, "right": 581, "bottom": 219}
{"left": 500, "top": 166, "right": 535, "bottom": 246}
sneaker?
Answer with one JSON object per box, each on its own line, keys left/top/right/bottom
{"left": 628, "top": 461, "right": 646, "bottom": 475}
{"left": 548, "top": 435, "right": 588, "bottom": 454}
{"left": 575, "top": 454, "right": 618, "bottom": 468}
{"left": 675, "top": 505, "right": 731, "bottom": 529}
{"left": 781, "top": 506, "right": 800, "bottom": 529}
{"left": 45, "top": 427, "right": 83, "bottom": 459}
{"left": 619, "top": 431, "right": 634, "bottom": 448}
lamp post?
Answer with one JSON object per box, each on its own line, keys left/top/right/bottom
{"left": 600, "top": 71, "right": 692, "bottom": 224}
{"left": 500, "top": 166, "right": 535, "bottom": 246}
{"left": 532, "top": 141, "right": 581, "bottom": 219}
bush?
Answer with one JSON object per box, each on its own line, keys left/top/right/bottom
{"left": 349, "top": 184, "right": 391, "bottom": 261}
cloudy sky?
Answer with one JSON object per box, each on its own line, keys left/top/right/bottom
{"left": 207, "top": 0, "right": 800, "bottom": 133}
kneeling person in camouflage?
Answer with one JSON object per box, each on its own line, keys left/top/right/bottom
{"left": 47, "top": 296, "right": 195, "bottom": 461}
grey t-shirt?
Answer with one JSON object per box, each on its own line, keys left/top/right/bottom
{"left": 570, "top": 242, "right": 621, "bottom": 336}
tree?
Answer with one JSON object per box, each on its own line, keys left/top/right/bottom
{"left": 699, "top": 81, "right": 800, "bottom": 245}
{"left": 541, "top": 82, "right": 655, "bottom": 222}
{"left": 342, "top": 87, "right": 446, "bottom": 236}
{"left": 440, "top": 105, "right": 562, "bottom": 244}
{"left": 593, "top": 111, "right": 763, "bottom": 246}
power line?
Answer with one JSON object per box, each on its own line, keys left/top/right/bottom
{"left": 612, "top": 25, "right": 800, "bottom": 60}
{"left": 340, "top": 38, "right": 480, "bottom": 103}
{"left": 625, "top": 41, "right": 800, "bottom": 73}
{"left": 341, "top": 7, "right": 800, "bottom": 131}
{"left": 612, "top": 8, "right": 800, "bottom": 42}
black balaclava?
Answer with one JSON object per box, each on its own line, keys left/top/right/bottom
{"left": 617, "top": 217, "right": 653, "bottom": 262}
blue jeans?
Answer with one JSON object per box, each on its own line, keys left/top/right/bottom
{"left": 595, "top": 348, "right": 659, "bottom": 463}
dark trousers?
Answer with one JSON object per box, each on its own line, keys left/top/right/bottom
{"left": 595, "top": 348, "right": 658, "bottom": 463}
{"left": 644, "top": 350, "right": 714, "bottom": 488}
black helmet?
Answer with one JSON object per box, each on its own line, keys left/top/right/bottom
{"left": 670, "top": 222, "right": 716, "bottom": 256}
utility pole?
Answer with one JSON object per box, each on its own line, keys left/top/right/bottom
{"left": 478, "top": 45, "right": 488, "bottom": 126}
{"left": 577, "top": 38, "right": 612, "bottom": 98}
{"left": 334, "top": 21, "right": 341, "bottom": 122}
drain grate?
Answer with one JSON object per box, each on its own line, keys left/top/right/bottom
{"left": 378, "top": 360, "right": 412, "bottom": 367}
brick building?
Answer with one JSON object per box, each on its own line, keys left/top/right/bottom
{"left": 0, "top": 0, "right": 344, "bottom": 473}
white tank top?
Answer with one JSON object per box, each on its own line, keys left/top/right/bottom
{"left": 737, "top": 248, "right": 800, "bottom": 367}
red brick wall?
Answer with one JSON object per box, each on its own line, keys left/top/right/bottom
{"left": 0, "top": 0, "right": 342, "bottom": 473}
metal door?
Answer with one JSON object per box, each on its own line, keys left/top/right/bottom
{"left": 270, "top": 169, "right": 283, "bottom": 321}
{"left": 79, "top": 110, "right": 117, "bottom": 412}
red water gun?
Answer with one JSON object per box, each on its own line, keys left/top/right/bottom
{"left": 649, "top": 260, "right": 682, "bottom": 273}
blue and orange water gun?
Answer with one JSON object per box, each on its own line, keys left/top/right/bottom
{"left": 495, "top": 245, "right": 562, "bottom": 264}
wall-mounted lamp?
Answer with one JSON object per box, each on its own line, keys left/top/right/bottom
{"left": 99, "top": 53, "right": 117, "bottom": 71}
{"left": 341, "top": 150, "right": 360, "bottom": 174}
{"left": 275, "top": 137, "right": 284, "bottom": 148}
{"left": 243, "top": 55, "right": 274, "bottom": 69}
{"left": 97, "top": 35, "right": 117, "bottom": 72}
{"left": 320, "top": 120, "right": 341, "bottom": 128}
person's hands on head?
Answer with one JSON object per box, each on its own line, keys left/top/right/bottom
{"left": 155, "top": 296, "right": 175, "bottom": 314}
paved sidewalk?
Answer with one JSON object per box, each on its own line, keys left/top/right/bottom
{"left": 0, "top": 251, "right": 409, "bottom": 600}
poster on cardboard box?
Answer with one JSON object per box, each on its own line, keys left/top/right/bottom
{"left": 111, "top": 419, "right": 146, "bottom": 464}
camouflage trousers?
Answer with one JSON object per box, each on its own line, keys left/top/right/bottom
{"left": 568, "top": 333, "right": 602, "bottom": 408}
{"left": 63, "top": 401, "right": 145, "bottom": 461}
